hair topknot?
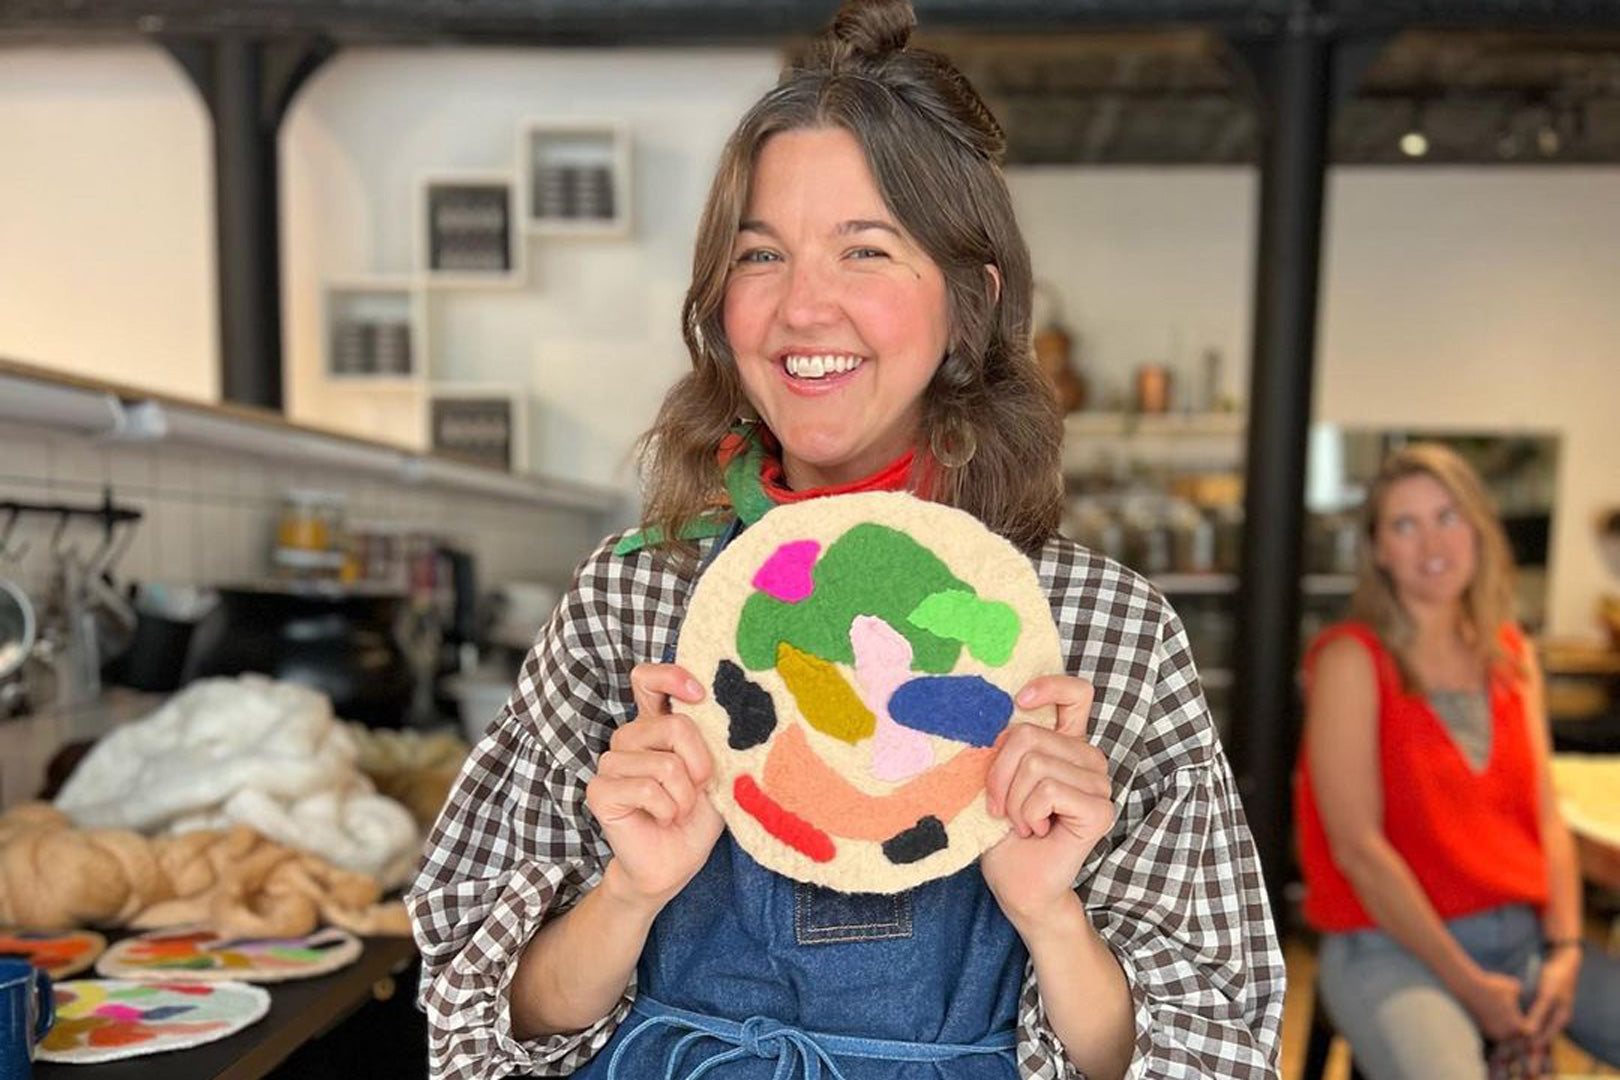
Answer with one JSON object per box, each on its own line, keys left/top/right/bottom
{"left": 827, "top": 0, "right": 915, "bottom": 63}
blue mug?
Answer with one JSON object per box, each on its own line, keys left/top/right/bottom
{"left": 0, "top": 958, "right": 54, "bottom": 1080}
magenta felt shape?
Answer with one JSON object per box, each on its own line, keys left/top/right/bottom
{"left": 752, "top": 539, "right": 821, "bottom": 603}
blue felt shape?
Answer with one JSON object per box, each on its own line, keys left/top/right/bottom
{"left": 887, "top": 676, "right": 1014, "bottom": 748}
{"left": 140, "top": 1005, "right": 196, "bottom": 1021}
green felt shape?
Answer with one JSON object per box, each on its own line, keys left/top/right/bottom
{"left": 906, "top": 590, "right": 1021, "bottom": 667}
{"left": 736, "top": 523, "right": 972, "bottom": 674}
{"left": 776, "top": 640, "right": 876, "bottom": 744}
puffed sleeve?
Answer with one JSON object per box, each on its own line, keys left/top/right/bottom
{"left": 1016, "top": 542, "right": 1286, "bottom": 1079}
{"left": 406, "top": 533, "right": 658, "bottom": 1080}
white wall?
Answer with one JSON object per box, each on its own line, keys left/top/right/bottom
{"left": 1009, "top": 169, "right": 1256, "bottom": 409}
{"left": 0, "top": 47, "right": 217, "bottom": 401}
{"left": 280, "top": 47, "right": 782, "bottom": 488}
{"left": 1316, "top": 169, "right": 1620, "bottom": 642}
{"left": 1008, "top": 166, "right": 1620, "bottom": 640}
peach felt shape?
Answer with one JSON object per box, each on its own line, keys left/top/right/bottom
{"left": 850, "top": 614, "right": 934, "bottom": 781}
{"left": 761, "top": 723, "right": 993, "bottom": 841}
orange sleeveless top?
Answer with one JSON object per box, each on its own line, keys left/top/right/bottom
{"left": 1293, "top": 621, "right": 1547, "bottom": 933}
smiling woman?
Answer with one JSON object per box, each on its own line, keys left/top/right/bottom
{"left": 406, "top": 2, "right": 1286, "bottom": 1078}
{"left": 724, "top": 127, "right": 950, "bottom": 491}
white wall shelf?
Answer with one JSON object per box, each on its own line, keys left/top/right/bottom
{"left": 320, "top": 276, "right": 428, "bottom": 382}
{"left": 418, "top": 171, "right": 525, "bottom": 288}
{"left": 1150, "top": 571, "right": 1356, "bottom": 595}
{"left": 518, "top": 119, "right": 632, "bottom": 238}
{"left": 1064, "top": 411, "right": 1246, "bottom": 438}
{"left": 0, "top": 359, "right": 618, "bottom": 514}
{"left": 426, "top": 382, "right": 530, "bottom": 472}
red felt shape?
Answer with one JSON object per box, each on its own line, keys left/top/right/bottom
{"left": 733, "top": 773, "right": 837, "bottom": 863}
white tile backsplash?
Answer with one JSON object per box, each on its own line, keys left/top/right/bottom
{"left": 1, "top": 419, "right": 604, "bottom": 604}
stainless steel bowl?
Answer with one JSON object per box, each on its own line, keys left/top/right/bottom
{"left": 0, "top": 576, "right": 36, "bottom": 682}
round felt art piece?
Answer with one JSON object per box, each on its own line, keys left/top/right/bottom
{"left": 0, "top": 927, "right": 106, "bottom": 978}
{"left": 95, "top": 926, "right": 362, "bottom": 983}
{"left": 38, "top": 979, "right": 270, "bottom": 1064}
{"left": 677, "top": 491, "right": 1063, "bottom": 893}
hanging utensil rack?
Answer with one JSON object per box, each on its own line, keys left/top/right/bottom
{"left": 1, "top": 488, "right": 143, "bottom": 561}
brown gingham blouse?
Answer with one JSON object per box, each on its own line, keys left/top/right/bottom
{"left": 407, "top": 530, "right": 1286, "bottom": 1079}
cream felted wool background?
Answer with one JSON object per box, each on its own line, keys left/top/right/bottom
{"left": 678, "top": 491, "right": 1062, "bottom": 894}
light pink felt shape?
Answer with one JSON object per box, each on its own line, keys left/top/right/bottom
{"left": 850, "top": 615, "right": 935, "bottom": 781}
{"left": 752, "top": 539, "right": 821, "bottom": 604}
{"left": 762, "top": 723, "right": 992, "bottom": 841}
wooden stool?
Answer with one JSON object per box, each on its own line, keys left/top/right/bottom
{"left": 1302, "top": 984, "right": 1367, "bottom": 1080}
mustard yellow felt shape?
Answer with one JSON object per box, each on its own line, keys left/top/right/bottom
{"left": 906, "top": 590, "right": 1021, "bottom": 667}
{"left": 776, "top": 640, "right": 876, "bottom": 744}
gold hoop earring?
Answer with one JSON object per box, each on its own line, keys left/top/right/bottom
{"left": 930, "top": 417, "right": 977, "bottom": 469}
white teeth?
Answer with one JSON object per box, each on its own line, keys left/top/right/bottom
{"left": 784, "top": 354, "right": 864, "bottom": 379}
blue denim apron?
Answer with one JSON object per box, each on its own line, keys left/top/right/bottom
{"left": 574, "top": 518, "right": 1025, "bottom": 1080}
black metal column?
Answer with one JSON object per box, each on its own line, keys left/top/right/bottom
{"left": 214, "top": 37, "right": 281, "bottom": 409}
{"left": 1228, "top": 6, "right": 1333, "bottom": 921}
{"left": 167, "top": 36, "right": 333, "bottom": 412}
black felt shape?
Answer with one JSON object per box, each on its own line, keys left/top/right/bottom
{"left": 715, "top": 659, "right": 777, "bottom": 750}
{"left": 881, "top": 816, "right": 948, "bottom": 865}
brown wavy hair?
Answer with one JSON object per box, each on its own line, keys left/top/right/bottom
{"left": 634, "top": 0, "right": 1063, "bottom": 558}
{"left": 1349, "top": 442, "right": 1521, "bottom": 690}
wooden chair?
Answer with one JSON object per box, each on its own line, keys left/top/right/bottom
{"left": 1301, "top": 984, "right": 1367, "bottom": 1080}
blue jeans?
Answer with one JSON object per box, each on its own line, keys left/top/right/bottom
{"left": 1318, "top": 904, "right": 1620, "bottom": 1080}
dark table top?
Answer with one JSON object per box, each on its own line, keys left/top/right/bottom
{"left": 36, "top": 936, "right": 418, "bottom": 1080}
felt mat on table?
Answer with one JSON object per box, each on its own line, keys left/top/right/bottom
{"left": 38, "top": 979, "right": 270, "bottom": 1064}
{"left": 95, "top": 926, "right": 361, "bottom": 983}
{"left": 0, "top": 927, "right": 106, "bottom": 979}
{"left": 677, "top": 491, "right": 1063, "bottom": 895}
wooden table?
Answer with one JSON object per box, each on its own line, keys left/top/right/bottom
{"left": 36, "top": 936, "right": 418, "bottom": 1080}
{"left": 1554, "top": 753, "right": 1620, "bottom": 894}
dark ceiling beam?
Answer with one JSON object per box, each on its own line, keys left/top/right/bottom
{"left": 6, "top": 0, "right": 1620, "bottom": 46}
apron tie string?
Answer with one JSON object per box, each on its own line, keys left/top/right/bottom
{"left": 606, "top": 995, "right": 1016, "bottom": 1080}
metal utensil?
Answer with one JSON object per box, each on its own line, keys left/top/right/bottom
{"left": 0, "top": 577, "right": 35, "bottom": 681}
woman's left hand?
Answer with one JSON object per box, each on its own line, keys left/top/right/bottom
{"left": 980, "top": 674, "right": 1114, "bottom": 929}
{"left": 1527, "top": 944, "right": 1582, "bottom": 1050}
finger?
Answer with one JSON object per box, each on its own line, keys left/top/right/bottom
{"left": 1001, "top": 752, "right": 1111, "bottom": 837}
{"left": 1525, "top": 989, "right": 1555, "bottom": 1035}
{"left": 1015, "top": 675, "right": 1095, "bottom": 737}
{"left": 610, "top": 712, "right": 715, "bottom": 785}
{"left": 1532, "top": 996, "right": 1571, "bottom": 1044}
{"left": 587, "top": 775, "right": 680, "bottom": 827}
{"left": 984, "top": 722, "right": 1037, "bottom": 819}
{"left": 1011, "top": 776, "right": 1115, "bottom": 840}
{"left": 597, "top": 749, "right": 700, "bottom": 820}
{"left": 629, "top": 662, "right": 705, "bottom": 721}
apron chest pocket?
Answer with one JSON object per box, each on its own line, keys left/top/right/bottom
{"left": 793, "top": 883, "right": 914, "bottom": 945}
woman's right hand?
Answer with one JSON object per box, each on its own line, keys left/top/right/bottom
{"left": 1461, "top": 968, "right": 1532, "bottom": 1043}
{"left": 586, "top": 662, "right": 724, "bottom": 915}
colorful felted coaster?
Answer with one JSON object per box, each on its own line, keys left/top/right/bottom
{"left": 0, "top": 928, "right": 106, "bottom": 979}
{"left": 677, "top": 491, "right": 1063, "bottom": 894}
{"left": 38, "top": 979, "right": 270, "bottom": 1063}
{"left": 95, "top": 926, "right": 362, "bottom": 983}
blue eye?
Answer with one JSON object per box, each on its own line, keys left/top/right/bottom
{"left": 1438, "top": 507, "right": 1460, "bottom": 526}
{"left": 736, "top": 249, "right": 781, "bottom": 264}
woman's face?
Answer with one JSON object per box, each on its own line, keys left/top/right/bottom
{"left": 1372, "top": 472, "right": 1479, "bottom": 609}
{"left": 723, "top": 126, "right": 950, "bottom": 490}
